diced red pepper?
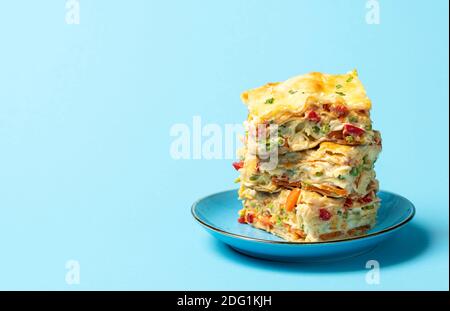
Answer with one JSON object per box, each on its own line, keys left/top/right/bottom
{"left": 332, "top": 105, "right": 349, "bottom": 117}
{"left": 238, "top": 216, "right": 246, "bottom": 224}
{"left": 246, "top": 213, "right": 255, "bottom": 224}
{"left": 306, "top": 110, "right": 321, "bottom": 123}
{"left": 344, "top": 198, "right": 353, "bottom": 208}
{"left": 319, "top": 208, "right": 332, "bottom": 221}
{"left": 343, "top": 124, "right": 365, "bottom": 137}
{"left": 232, "top": 161, "right": 244, "bottom": 171}
{"left": 359, "top": 193, "right": 373, "bottom": 204}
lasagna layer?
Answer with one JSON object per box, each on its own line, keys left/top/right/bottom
{"left": 241, "top": 70, "right": 371, "bottom": 124}
{"left": 238, "top": 142, "right": 381, "bottom": 197}
{"left": 238, "top": 186, "right": 379, "bottom": 242}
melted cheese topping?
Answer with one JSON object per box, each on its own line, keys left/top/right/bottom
{"left": 241, "top": 70, "right": 371, "bottom": 123}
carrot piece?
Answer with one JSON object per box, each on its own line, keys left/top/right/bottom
{"left": 285, "top": 188, "right": 301, "bottom": 212}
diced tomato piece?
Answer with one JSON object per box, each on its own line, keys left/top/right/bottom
{"left": 246, "top": 213, "right": 255, "bottom": 224}
{"left": 238, "top": 216, "right": 246, "bottom": 224}
{"left": 322, "top": 103, "right": 331, "bottom": 112}
{"left": 332, "top": 105, "right": 349, "bottom": 117}
{"left": 319, "top": 208, "right": 332, "bottom": 221}
{"left": 327, "top": 130, "right": 344, "bottom": 140}
{"left": 232, "top": 161, "right": 244, "bottom": 171}
{"left": 344, "top": 197, "right": 353, "bottom": 208}
{"left": 343, "top": 124, "right": 365, "bottom": 137}
{"left": 359, "top": 193, "right": 373, "bottom": 204}
{"left": 306, "top": 110, "right": 321, "bottom": 123}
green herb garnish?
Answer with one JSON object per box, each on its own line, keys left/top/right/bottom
{"left": 288, "top": 90, "right": 297, "bottom": 95}
{"left": 346, "top": 76, "right": 354, "bottom": 83}
{"left": 320, "top": 124, "right": 330, "bottom": 134}
{"left": 365, "top": 123, "right": 372, "bottom": 131}
{"left": 342, "top": 210, "right": 348, "bottom": 219}
{"left": 363, "top": 155, "right": 369, "bottom": 164}
{"left": 249, "top": 175, "right": 260, "bottom": 181}
{"left": 276, "top": 216, "right": 282, "bottom": 226}
{"left": 312, "top": 125, "right": 320, "bottom": 134}
{"left": 265, "top": 98, "right": 275, "bottom": 104}
{"left": 345, "top": 135, "right": 354, "bottom": 143}
{"left": 336, "top": 84, "right": 343, "bottom": 89}
{"left": 337, "top": 175, "right": 346, "bottom": 180}
{"left": 286, "top": 169, "right": 296, "bottom": 176}
{"left": 349, "top": 115, "right": 358, "bottom": 123}
{"left": 350, "top": 167, "right": 360, "bottom": 176}
{"left": 315, "top": 171, "right": 324, "bottom": 177}
{"left": 362, "top": 205, "right": 375, "bottom": 210}
{"left": 336, "top": 91, "right": 346, "bottom": 96}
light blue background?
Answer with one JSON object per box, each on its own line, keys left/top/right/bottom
{"left": 0, "top": 0, "right": 448, "bottom": 290}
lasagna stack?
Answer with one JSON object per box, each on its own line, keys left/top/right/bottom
{"left": 233, "top": 71, "right": 382, "bottom": 242}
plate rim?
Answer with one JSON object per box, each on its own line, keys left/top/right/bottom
{"left": 191, "top": 188, "right": 416, "bottom": 245}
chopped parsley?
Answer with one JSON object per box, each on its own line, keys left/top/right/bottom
{"left": 345, "top": 135, "right": 354, "bottom": 143}
{"left": 342, "top": 210, "right": 348, "bottom": 219}
{"left": 320, "top": 123, "right": 330, "bottom": 134}
{"left": 315, "top": 171, "right": 324, "bottom": 177}
{"left": 249, "top": 175, "right": 260, "bottom": 181}
{"left": 362, "top": 205, "right": 375, "bottom": 210}
{"left": 363, "top": 155, "right": 369, "bottom": 164}
{"left": 336, "top": 84, "right": 343, "bottom": 89}
{"left": 365, "top": 123, "right": 372, "bottom": 131}
{"left": 337, "top": 175, "right": 346, "bottom": 180}
{"left": 349, "top": 115, "right": 358, "bottom": 123}
{"left": 335, "top": 91, "right": 346, "bottom": 96}
{"left": 288, "top": 90, "right": 297, "bottom": 95}
{"left": 346, "top": 76, "right": 354, "bottom": 83}
{"left": 350, "top": 167, "right": 360, "bottom": 177}
{"left": 265, "top": 98, "right": 275, "bottom": 104}
{"left": 312, "top": 125, "right": 320, "bottom": 134}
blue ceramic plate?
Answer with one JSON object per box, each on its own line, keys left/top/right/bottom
{"left": 192, "top": 189, "right": 415, "bottom": 262}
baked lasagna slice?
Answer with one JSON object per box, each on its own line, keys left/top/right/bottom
{"left": 234, "top": 70, "right": 382, "bottom": 243}
{"left": 241, "top": 70, "right": 381, "bottom": 152}
{"left": 237, "top": 140, "right": 381, "bottom": 198}
{"left": 238, "top": 186, "right": 380, "bottom": 242}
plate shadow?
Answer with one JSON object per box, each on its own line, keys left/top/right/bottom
{"left": 210, "top": 222, "right": 430, "bottom": 273}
